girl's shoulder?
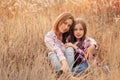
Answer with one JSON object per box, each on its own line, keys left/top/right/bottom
{"left": 84, "top": 36, "right": 97, "bottom": 45}
{"left": 85, "top": 36, "right": 98, "bottom": 49}
{"left": 85, "top": 36, "right": 96, "bottom": 41}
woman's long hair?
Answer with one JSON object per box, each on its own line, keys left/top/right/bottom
{"left": 53, "top": 12, "right": 75, "bottom": 43}
{"left": 69, "top": 18, "right": 87, "bottom": 48}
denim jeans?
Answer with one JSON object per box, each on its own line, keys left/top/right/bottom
{"left": 48, "top": 47, "right": 74, "bottom": 71}
{"left": 72, "top": 61, "right": 88, "bottom": 75}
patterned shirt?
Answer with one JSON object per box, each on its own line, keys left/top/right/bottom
{"left": 44, "top": 29, "right": 66, "bottom": 61}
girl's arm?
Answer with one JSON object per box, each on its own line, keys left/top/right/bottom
{"left": 65, "top": 42, "right": 78, "bottom": 50}
{"left": 88, "top": 37, "right": 98, "bottom": 49}
{"left": 86, "top": 37, "right": 98, "bottom": 62}
{"left": 86, "top": 45, "right": 96, "bottom": 63}
{"left": 65, "top": 42, "right": 84, "bottom": 55}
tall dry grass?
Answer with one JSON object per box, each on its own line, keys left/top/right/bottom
{"left": 0, "top": 0, "right": 120, "bottom": 80}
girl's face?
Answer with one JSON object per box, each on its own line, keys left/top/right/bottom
{"left": 58, "top": 19, "right": 73, "bottom": 33}
{"left": 74, "top": 23, "right": 84, "bottom": 40}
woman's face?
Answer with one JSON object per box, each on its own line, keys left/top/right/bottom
{"left": 58, "top": 19, "right": 73, "bottom": 33}
{"left": 74, "top": 23, "right": 84, "bottom": 40}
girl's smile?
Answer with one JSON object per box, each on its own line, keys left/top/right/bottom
{"left": 74, "top": 23, "right": 84, "bottom": 40}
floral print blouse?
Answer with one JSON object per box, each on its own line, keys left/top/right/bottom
{"left": 44, "top": 29, "right": 66, "bottom": 61}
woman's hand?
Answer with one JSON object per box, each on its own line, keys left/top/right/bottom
{"left": 61, "top": 59, "right": 71, "bottom": 73}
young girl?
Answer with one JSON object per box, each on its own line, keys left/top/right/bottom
{"left": 65, "top": 18, "right": 98, "bottom": 75}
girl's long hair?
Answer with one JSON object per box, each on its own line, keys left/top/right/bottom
{"left": 69, "top": 18, "right": 87, "bottom": 48}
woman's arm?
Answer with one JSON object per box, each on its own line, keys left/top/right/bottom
{"left": 61, "top": 59, "right": 71, "bottom": 73}
{"left": 45, "top": 34, "right": 70, "bottom": 73}
{"left": 45, "top": 35, "right": 66, "bottom": 61}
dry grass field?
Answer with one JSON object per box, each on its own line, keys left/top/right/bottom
{"left": 0, "top": 0, "right": 120, "bottom": 80}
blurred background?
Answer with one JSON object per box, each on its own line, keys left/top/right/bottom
{"left": 0, "top": 0, "right": 120, "bottom": 80}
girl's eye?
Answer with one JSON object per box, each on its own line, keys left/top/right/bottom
{"left": 80, "top": 28, "right": 83, "bottom": 30}
{"left": 74, "top": 28, "right": 83, "bottom": 31}
{"left": 74, "top": 28, "right": 78, "bottom": 31}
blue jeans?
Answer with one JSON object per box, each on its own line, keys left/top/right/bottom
{"left": 72, "top": 61, "right": 88, "bottom": 75}
{"left": 48, "top": 47, "right": 74, "bottom": 71}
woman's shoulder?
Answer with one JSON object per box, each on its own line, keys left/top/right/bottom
{"left": 45, "top": 29, "right": 56, "bottom": 38}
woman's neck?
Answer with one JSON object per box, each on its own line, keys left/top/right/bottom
{"left": 55, "top": 30, "right": 62, "bottom": 41}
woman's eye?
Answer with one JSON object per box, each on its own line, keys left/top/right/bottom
{"left": 68, "top": 24, "right": 71, "bottom": 27}
{"left": 63, "top": 22, "right": 67, "bottom": 25}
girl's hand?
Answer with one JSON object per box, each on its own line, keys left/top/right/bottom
{"left": 65, "top": 42, "right": 78, "bottom": 50}
{"left": 65, "top": 42, "right": 73, "bottom": 47}
{"left": 86, "top": 45, "right": 96, "bottom": 62}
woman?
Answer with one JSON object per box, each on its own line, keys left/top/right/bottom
{"left": 44, "top": 12, "right": 78, "bottom": 80}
